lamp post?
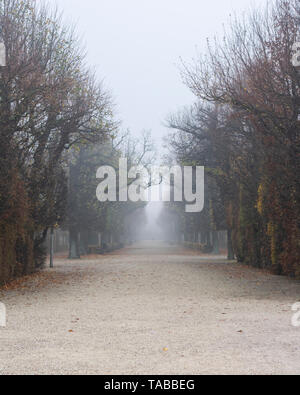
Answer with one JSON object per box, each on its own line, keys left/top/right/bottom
{"left": 50, "top": 227, "right": 54, "bottom": 268}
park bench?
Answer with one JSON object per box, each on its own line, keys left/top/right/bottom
{"left": 88, "top": 245, "right": 103, "bottom": 255}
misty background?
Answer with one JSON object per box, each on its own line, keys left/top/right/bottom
{"left": 58, "top": 0, "right": 259, "bottom": 148}
{"left": 57, "top": 0, "right": 259, "bottom": 240}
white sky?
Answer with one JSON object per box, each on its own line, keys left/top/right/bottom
{"left": 57, "top": 0, "right": 261, "bottom": 148}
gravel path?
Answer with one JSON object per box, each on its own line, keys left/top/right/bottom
{"left": 0, "top": 241, "right": 300, "bottom": 375}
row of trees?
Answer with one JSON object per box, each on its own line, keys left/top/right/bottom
{"left": 66, "top": 132, "right": 154, "bottom": 259}
{"left": 166, "top": 0, "right": 300, "bottom": 276}
{"left": 0, "top": 0, "right": 149, "bottom": 284}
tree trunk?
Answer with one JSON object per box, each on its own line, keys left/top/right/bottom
{"left": 206, "top": 231, "right": 212, "bottom": 247}
{"left": 79, "top": 230, "right": 89, "bottom": 256}
{"left": 69, "top": 228, "right": 80, "bottom": 259}
{"left": 227, "top": 229, "right": 235, "bottom": 260}
{"left": 212, "top": 231, "right": 220, "bottom": 255}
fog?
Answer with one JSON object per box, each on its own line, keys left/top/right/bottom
{"left": 138, "top": 202, "right": 165, "bottom": 241}
{"left": 58, "top": 0, "right": 259, "bottom": 148}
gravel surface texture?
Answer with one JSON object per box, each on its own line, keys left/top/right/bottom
{"left": 0, "top": 241, "right": 300, "bottom": 375}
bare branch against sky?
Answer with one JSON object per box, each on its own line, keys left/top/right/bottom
{"left": 57, "top": 0, "right": 259, "bottom": 147}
